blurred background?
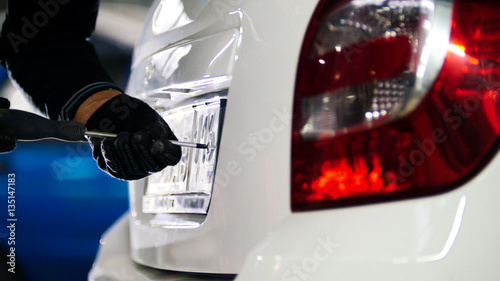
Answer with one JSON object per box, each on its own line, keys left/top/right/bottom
{"left": 0, "top": 1, "right": 154, "bottom": 280}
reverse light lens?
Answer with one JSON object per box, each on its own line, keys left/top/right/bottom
{"left": 298, "top": 0, "right": 427, "bottom": 136}
{"left": 292, "top": 0, "right": 500, "bottom": 210}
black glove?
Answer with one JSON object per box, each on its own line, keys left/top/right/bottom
{"left": 0, "top": 98, "right": 17, "bottom": 153}
{"left": 85, "top": 94, "right": 181, "bottom": 180}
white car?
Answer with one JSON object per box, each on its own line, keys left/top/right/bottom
{"left": 89, "top": 0, "right": 500, "bottom": 280}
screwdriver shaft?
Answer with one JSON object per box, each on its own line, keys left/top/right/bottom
{"left": 85, "top": 131, "right": 209, "bottom": 149}
{"left": 170, "top": 140, "right": 208, "bottom": 149}
{"left": 85, "top": 131, "right": 118, "bottom": 138}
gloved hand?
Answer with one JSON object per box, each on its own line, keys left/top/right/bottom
{"left": 85, "top": 94, "right": 181, "bottom": 180}
{"left": 0, "top": 98, "right": 17, "bottom": 153}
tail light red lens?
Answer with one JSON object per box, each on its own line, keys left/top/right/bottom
{"left": 292, "top": 0, "right": 500, "bottom": 211}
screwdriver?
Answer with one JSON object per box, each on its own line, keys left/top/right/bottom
{"left": 0, "top": 109, "right": 209, "bottom": 149}
{"left": 85, "top": 131, "right": 209, "bottom": 149}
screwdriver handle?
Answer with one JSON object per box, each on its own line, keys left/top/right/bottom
{"left": 0, "top": 109, "right": 86, "bottom": 142}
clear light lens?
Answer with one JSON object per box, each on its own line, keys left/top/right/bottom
{"left": 311, "top": 1, "right": 423, "bottom": 58}
{"left": 300, "top": 74, "right": 412, "bottom": 137}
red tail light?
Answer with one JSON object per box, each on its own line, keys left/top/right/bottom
{"left": 292, "top": 0, "right": 500, "bottom": 211}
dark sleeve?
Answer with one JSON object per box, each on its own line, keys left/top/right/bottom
{"left": 0, "top": 0, "right": 123, "bottom": 120}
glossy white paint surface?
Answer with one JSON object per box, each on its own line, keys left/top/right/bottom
{"left": 237, "top": 150, "right": 500, "bottom": 280}
{"left": 91, "top": 0, "right": 500, "bottom": 280}
{"left": 124, "top": 0, "right": 317, "bottom": 274}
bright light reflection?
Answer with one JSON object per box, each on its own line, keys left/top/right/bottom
{"left": 416, "top": 196, "right": 467, "bottom": 263}
{"left": 208, "top": 37, "right": 235, "bottom": 67}
{"left": 448, "top": 44, "right": 466, "bottom": 57}
{"left": 153, "top": 0, "right": 193, "bottom": 35}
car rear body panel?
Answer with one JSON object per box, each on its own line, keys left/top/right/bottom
{"left": 123, "top": 0, "right": 317, "bottom": 274}
{"left": 90, "top": 0, "right": 500, "bottom": 280}
{"left": 237, "top": 149, "right": 500, "bottom": 280}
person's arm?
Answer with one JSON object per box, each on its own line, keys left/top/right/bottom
{"left": 0, "top": 0, "right": 181, "bottom": 180}
{"left": 0, "top": 0, "right": 119, "bottom": 121}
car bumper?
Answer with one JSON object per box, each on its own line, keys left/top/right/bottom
{"left": 88, "top": 212, "right": 236, "bottom": 281}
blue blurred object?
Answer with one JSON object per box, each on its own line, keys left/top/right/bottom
{"left": 0, "top": 67, "right": 7, "bottom": 83}
{"left": 0, "top": 141, "right": 128, "bottom": 281}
